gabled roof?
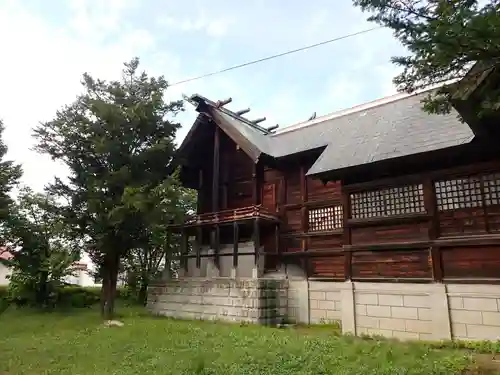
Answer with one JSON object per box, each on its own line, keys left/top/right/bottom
{"left": 182, "top": 89, "right": 475, "bottom": 176}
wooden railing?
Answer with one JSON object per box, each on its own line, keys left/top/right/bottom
{"left": 171, "top": 205, "right": 279, "bottom": 228}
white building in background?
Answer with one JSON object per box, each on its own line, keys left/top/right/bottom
{"left": 0, "top": 249, "right": 100, "bottom": 287}
{"left": 0, "top": 250, "right": 12, "bottom": 286}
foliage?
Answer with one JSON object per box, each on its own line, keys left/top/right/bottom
{"left": 123, "top": 175, "right": 196, "bottom": 305}
{"left": 353, "top": 0, "right": 500, "bottom": 116}
{"left": 56, "top": 286, "right": 133, "bottom": 308}
{"left": 0, "top": 307, "right": 491, "bottom": 375}
{"left": 33, "top": 58, "right": 184, "bottom": 318}
{"left": 2, "top": 187, "right": 80, "bottom": 308}
{"left": 0, "top": 120, "right": 22, "bottom": 227}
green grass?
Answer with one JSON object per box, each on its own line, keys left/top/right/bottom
{"left": 0, "top": 307, "right": 496, "bottom": 375}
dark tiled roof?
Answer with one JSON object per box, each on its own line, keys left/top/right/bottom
{"left": 188, "top": 91, "right": 475, "bottom": 176}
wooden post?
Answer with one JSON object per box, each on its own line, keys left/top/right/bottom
{"left": 341, "top": 187, "right": 352, "bottom": 281}
{"left": 195, "top": 226, "right": 202, "bottom": 269}
{"left": 253, "top": 218, "right": 260, "bottom": 265}
{"left": 300, "top": 166, "right": 307, "bottom": 251}
{"left": 214, "top": 224, "right": 220, "bottom": 268}
{"left": 212, "top": 126, "right": 220, "bottom": 212}
{"left": 197, "top": 169, "right": 203, "bottom": 214}
{"left": 252, "top": 162, "right": 263, "bottom": 205}
{"left": 423, "top": 179, "right": 442, "bottom": 282}
{"left": 233, "top": 221, "right": 239, "bottom": 268}
{"left": 181, "top": 229, "right": 189, "bottom": 272}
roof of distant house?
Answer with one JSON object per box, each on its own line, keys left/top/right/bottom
{"left": 0, "top": 248, "right": 13, "bottom": 260}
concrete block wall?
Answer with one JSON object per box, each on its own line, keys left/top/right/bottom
{"left": 147, "top": 278, "right": 288, "bottom": 325}
{"left": 353, "top": 283, "right": 433, "bottom": 340}
{"left": 447, "top": 284, "right": 500, "bottom": 341}
{"left": 308, "top": 281, "right": 342, "bottom": 323}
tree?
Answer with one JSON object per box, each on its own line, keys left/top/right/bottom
{"left": 33, "top": 58, "right": 183, "bottom": 319}
{"left": 122, "top": 175, "right": 196, "bottom": 305}
{"left": 2, "top": 187, "right": 79, "bottom": 307}
{"left": 352, "top": 0, "right": 500, "bottom": 115}
{"left": 0, "top": 120, "right": 22, "bottom": 228}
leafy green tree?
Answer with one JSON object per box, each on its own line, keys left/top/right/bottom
{"left": 0, "top": 120, "right": 22, "bottom": 228}
{"left": 33, "top": 58, "right": 183, "bottom": 318}
{"left": 2, "top": 187, "right": 79, "bottom": 307}
{"left": 123, "top": 175, "right": 196, "bottom": 305}
{"left": 353, "top": 0, "right": 500, "bottom": 115}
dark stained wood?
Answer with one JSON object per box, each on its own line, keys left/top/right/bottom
{"left": 214, "top": 224, "right": 220, "bottom": 268}
{"left": 253, "top": 218, "right": 260, "bottom": 265}
{"left": 351, "top": 222, "right": 429, "bottom": 245}
{"left": 309, "top": 254, "right": 345, "bottom": 279}
{"left": 442, "top": 246, "right": 500, "bottom": 279}
{"left": 181, "top": 229, "right": 189, "bottom": 272}
{"left": 195, "top": 226, "right": 202, "bottom": 268}
{"left": 212, "top": 125, "right": 220, "bottom": 212}
{"left": 170, "top": 108, "right": 500, "bottom": 283}
{"left": 233, "top": 221, "right": 239, "bottom": 268}
{"left": 352, "top": 249, "right": 432, "bottom": 280}
{"left": 430, "top": 246, "right": 443, "bottom": 282}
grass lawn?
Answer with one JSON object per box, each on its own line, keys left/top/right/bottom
{"left": 0, "top": 306, "right": 497, "bottom": 375}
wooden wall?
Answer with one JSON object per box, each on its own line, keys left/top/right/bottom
{"left": 193, "top": 125, "right": 500, "bottom": 282}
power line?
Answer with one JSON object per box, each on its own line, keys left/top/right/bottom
{"left": 169, "top": 26, "right": 384, "bottom": 86}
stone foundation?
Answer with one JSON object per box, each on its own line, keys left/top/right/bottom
{"left": 148, "top": 275, "right": 500, "bottom": 341}
{"left": 147, "top": 278, "right": 288, "bottom": 325}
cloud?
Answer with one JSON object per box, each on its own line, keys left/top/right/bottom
{"left": 157, "top": 11, "right": 234, "bottom": 38}
{"left": 0, "top": 0, "right": 158, "bottom": 192}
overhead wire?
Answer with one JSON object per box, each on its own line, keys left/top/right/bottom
{"left": 169, "top": 26, "right": 384, "bottom": 86}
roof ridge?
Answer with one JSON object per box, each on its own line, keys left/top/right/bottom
{"left": 187, "top": 94, "right": 271, "bottom": 135}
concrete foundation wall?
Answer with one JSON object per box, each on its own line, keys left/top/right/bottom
{"left": 148, "top": 278, "right": 288, "bottom": 324}
{"left": 148, "top": 267, "right": 500, "bottom": 341}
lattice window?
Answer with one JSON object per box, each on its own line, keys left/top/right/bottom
{"left": 435, "top": 173, "right": 500, "bottom": 211}
{"left": 308, "top": 205, "right": 343, "bottom": 232}
{"left": 483, "top": 173, "right": 500, "bottom": 206}
{"left": 350, "top": 184, "right": 425, "bottom": 219}
{"left": 435, "top": 178, "right": 482, "bottom": 211}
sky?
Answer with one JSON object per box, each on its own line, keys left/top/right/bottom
{"left": 0, "top": 0, "right": 407, "bottom": 193}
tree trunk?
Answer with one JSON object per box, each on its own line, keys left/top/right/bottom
{"left": 103, "top": 254, "right": 120, "bottom": 320}
{"left": 100, "top": 270, "right": 109, "bottom": 317}
{"left": 138, "top": 273, "right": 149, "bottom": 306}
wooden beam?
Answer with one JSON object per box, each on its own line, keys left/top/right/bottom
{"left": 214, "top": 224, "right": 220, "bottom": 268}
{"left": 195, "top": 226, "right": 202, "bottom": 269}
{"left": 235, "top": 108, "right": 250, "bottom": 116}
{"left": 423, "top": 179, "right": 442, "bottom": 282}
{"left": 197, "top": 169, "right": 203, "bottom": 214}
{"left": 251, "top": 117, "right": 266, "bottom": 124}
{"left": 430, "top": 246, "right": 443, "bottom": 282}
{"left": 253, "top": 218, "right": 260, "bottom": 265}
{"left": 341, "top": 187, "right": 353, "bottom": 280}
{"left": 300, "top": 166, "right": 307, "bottom": 251}
{"left": 233, "top": 221, "right": 239, "bottom": 268}
{"left": 181, "top": 229, "right": 189, "bottom": 272}
{"left": 212, "top": 125, "right": 220, "bottom": 212}
{"left": 216, "top": 97, "right": 232, "bottom": 107}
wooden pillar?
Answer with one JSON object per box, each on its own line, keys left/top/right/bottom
{"left": 197, "top": 169, "right": 203, "bottom": 214}
{"left": 211, "top": 125, "right": 221, "bottom": 269}
{"left": 195, "top": 226, "right": 202, "bottom": 269}
{"left": 424, "top": 179, "right": 443, "bottom": 282}
{"left": 341, "top": 187, "right": 352, "bottom": 281}
{"left": 181, "top": 229, "right": 189, "bottom": 273}
{"left": 300, "top": 166, "right": 307, "bottom": 249}
{"left": 212, "top": 125, "right": 220, "bottom": 212}
{"left": 253, "top": 218, "right": 260, "bottom": 265}
{"left": 252, "top": 162, "right": 263, "bottom": 205}
{"left": 214, "top": 224, "right": 220, "bottom": 268}
{"left": 233, "top": 221, "right": 239, "bottom": 268}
